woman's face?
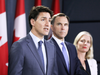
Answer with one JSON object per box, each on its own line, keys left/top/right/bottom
{"left": 77, "top": 35, "right": 91, "bottom": 53}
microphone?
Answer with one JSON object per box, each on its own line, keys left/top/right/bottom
{"left": 80, "top": 65, "right": 90, "bottom": 75}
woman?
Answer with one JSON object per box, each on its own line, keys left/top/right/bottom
{"left": 73, "top": 31, "right": 98, "bottom": 75}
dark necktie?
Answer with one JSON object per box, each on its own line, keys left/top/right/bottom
{"left": 61, "top": 42, "right": 69, "bottom": 72}
{"left": 38, "top": 41, "right": 44, "bottom": 70}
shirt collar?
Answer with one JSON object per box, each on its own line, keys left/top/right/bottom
{"left": 29, "top": 31, "right": 44, "bottom": 48}
{"left": 52, "top": 34, "right": 65, "bottom": 45}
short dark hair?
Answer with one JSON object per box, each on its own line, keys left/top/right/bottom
{"left": 29, "top": 5, "right": 53, "bottom": 29}
{"left": 51, "top": 13, "right": 70, "bottom": 25}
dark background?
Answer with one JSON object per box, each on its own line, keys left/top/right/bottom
{"left": 5, "top": 0, "right": 100, "bottom": 74}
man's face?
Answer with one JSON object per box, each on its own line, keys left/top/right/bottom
{"left": 31, "top": 12, "right": 51, "bottom": 39}
{"left": 51, "top": 16, "right": 69, "bottom": 41}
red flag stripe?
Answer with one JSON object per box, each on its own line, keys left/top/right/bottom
{"left": 34, "top": 0, "right": 41, "bottom": 6}
{"left": 48, "top": 0, "right": 60, "bottom": 39}
{"left": 0, "top": 0, "right": 5, "bottom": 14}
{"left": 0, "top": 0, "right": 8, "bottom": 74}
{"left": 0, "top": 36, "right": 2, "bottom": 40}
{"left": 51, "top": 0, "right": 60, "bottom": 14}
{"left": 15, "top": 0, "right": 25, "bottom": 18}
{"left": 0, "top": 42, "right": 8, "bottom": 75}
{"left": 13, "top": 0, "right": 26, "bottom": 43}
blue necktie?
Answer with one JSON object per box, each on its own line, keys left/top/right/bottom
{"left": 61, "top": 42, "right": 69, "bottom": 71}
{"left": 38, "top": 41, "right": 44, "bottom": 70}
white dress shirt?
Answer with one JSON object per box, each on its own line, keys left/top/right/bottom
{"left": 29, "top": 31, "right": 47, "bottom": 73}
{"left": 52, "top": 35, "right": 70, "bottom": 64}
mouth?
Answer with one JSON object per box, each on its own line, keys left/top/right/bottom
{"left": 60, "top": 31, "right": 66, "bottom": 34}
{"left": 60, "top": 30, "right": 66, "bottom": 33}
{"left": 44, "top": 28, "right": 49, "bottom": 31}
{"left": 83, "top": 47, "right": 87, "bottom": 48}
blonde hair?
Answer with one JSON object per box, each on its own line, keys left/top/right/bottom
{"left": 73, "top": 31, "right": 94, "bottom": 59}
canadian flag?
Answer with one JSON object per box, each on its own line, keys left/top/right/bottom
{"left": 34, "top": 0, "right": 41, "bottom": 6}
{"left": 48, "top": 0, "right": 60, "bottom": 39}
{"left": 13, "top": 0, "right": 26, "bottom": 42}
{"left": 0, "top": 0, "right": 8, "bottom": 75}
{"left": 51, "top": 0, "right": 60, "bottom": 14}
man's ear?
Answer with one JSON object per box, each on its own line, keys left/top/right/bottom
{"left": 30, "top": 19, "right": 35, "bottom": 26}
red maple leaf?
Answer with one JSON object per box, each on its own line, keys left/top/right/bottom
{"left": 0, "top": 36, "right": 2, "bottom": 40}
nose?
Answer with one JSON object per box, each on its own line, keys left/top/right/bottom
{"left": 46, "top": 20, "right": 50, "bottom": 26}
{"left": 84, "top": 42, "right": 88, "bottom": 45}
{"left": 61, "top": 25, "right": 65, "bottom": 29}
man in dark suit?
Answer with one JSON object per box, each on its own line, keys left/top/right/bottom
{"left": 48, "top": 13, "right": 82, "bottom": 75}
{"left": 8, "top": 6, "right": 58, "bottom": 75}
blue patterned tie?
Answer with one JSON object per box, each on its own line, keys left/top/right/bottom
{"left": 61, "top": 42, "right": 69, "bottom": 72}
{"left": 38, "top": 41, "right": 44, "bottom": 70}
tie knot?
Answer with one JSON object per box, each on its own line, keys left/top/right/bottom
{"left": 61, "top": 42, "right": 64, "bottom": 46}
{"left": 61, "top": 42, "right": 66, "bottom": 51}
{"left": 38, "top": 41, "right": 43, "bottom": 47}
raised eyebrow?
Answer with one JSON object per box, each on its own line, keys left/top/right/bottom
{"left": 41, "top": 17, "right": 52, "bottom": 20}
{"left": 57, "top": 22, "right": 62, "bottom": 24}
{"left": 41, "top": 17, "right": 46, "bottom": 19}
{"left": 41, "top": 17, "right": 51, "bottom": 19}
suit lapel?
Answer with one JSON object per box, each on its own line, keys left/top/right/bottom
{"left": 26, "top": 34, "right": 45, "bottom": 74}
{"left": 44, "top": 40, "right": 51, "bottom": 74}
{"left": 45, "top": 40, "right": 56, "bottom": 75}
{"left": 51, "top": 38, "right": 68, "bottom": 71}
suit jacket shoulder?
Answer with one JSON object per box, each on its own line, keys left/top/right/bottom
{"left": 9, "top": 34, "right": 58, "bottom": 75}
{"left": 48, "top": 38, "right": 82, "bottom": 75}
{"left": 87, "top": 59, "right": 98, "bottom": 75}
{"left": 65, "top": 41, "right": 76, "bottom": 50}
